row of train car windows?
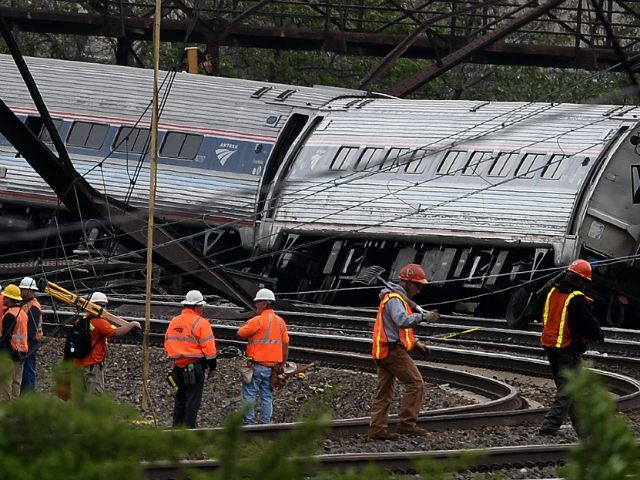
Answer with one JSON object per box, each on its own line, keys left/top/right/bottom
{"left": 27, "top": 118, "right": 202, "bottom": 160}
{"left": 328, "top": 146, "right": 574, "bottom": 179}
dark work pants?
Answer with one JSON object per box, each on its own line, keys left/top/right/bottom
{"left": 21, "top": 352, "right": 37, "bottom": 393}
{"left": 541, "top": 348, "right": 582, "bottom": 433}
{"left": 172, "top": 364, "right": 205, "bottom": 428}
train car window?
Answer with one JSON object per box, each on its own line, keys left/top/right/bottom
{"left": 437, "top": 150, "right": 466, "bottom": 175}
{"left": 463, "top": 151, "right": 492, "bottom": 175}
{"left": 385, "top": 148, "right": 411, "bottom": 173}
{"left": 488, "top": 152, "right": 518, "bottom": 177}
{"left": 354, "top": 147, "right": 384, "bottom": 171}
{"left": 330, "top": 146, "right": 358, "bottom": 170}
{"left": 24, "top": 116, "right": 64, "bottom": 143}
{"left": 516, "top": 153, "right": 547, "bottom": 178}
{"left": 406, "top": 149, "right": 430, "bottom": 174}
{"left": 541, "top": 154, "right": 569, "bottom": 179}
{"left": 113, "top": 127, "right": 150, "bottom": 154}
{"left": 67, "top": 121, "right": 109, "bottom": 149}
{"left": 160, "top": 132, "right": 203, "bottom": 160}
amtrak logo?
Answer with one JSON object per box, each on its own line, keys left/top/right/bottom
{"left": 216, "top": 143, "right": 238, "bottom": 166}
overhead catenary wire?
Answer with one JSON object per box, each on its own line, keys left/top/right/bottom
{"left": 3, "top": 38, "right": 639, "bottom": 302}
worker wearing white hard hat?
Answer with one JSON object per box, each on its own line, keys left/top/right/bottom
{"left": 181, "top": 290, "right": 206, "bottom": 306}
{"left": 71, "top": 291, "right": 141, "bottom": 395}
{"left": 19, "top": 276, "right": 42, "bottom": 394}
{"left": 237, "top": 288, "right": 289, "bottom": 425}
{"left": 165, "top": 290, "right": 217, "bottom": 428}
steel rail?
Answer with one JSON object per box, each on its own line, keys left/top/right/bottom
{"left": 143, "top": 443, "right": 571, "bottom": 479}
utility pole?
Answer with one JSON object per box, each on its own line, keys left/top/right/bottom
{"left": 142, "top": 0, "right": 161, "bottom": 416}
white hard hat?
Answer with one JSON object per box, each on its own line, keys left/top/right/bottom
{"left": 89, "top": 291, "right": 108, "bottom": 305}
{"left": 181, "top": 290, "right": 206, "bottom": 306}
{"left": 253, "top": 288, "right": 275, "bottom": 302}
{"left": 19, "top": 277, "right": 38, "bottom": 291}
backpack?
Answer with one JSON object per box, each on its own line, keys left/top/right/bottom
{"left": 63, "top": 316, "right": 95, "bottom": 360}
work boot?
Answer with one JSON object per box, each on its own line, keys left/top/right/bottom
{"left": 368, "top": 430, "right": 399, "bottom": 441}
{"left": 538, "top": 428, "right": 558, "bottom": 436}
{"left": 397, "top": 425, "right": 428, "bottom": 436}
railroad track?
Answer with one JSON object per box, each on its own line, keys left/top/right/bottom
{"left": 144, "top": 443, "right": 571, "bottom": 479}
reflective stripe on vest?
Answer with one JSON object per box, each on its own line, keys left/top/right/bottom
{"left": 21, "top": 298, "right": 43, "bottom": 341}
{"left": 164, "top": 309, "right": 217, "bottom": 364}
{"left": 541, "top": 287, "right": 584, "bottom": 348}
{"left": 5, "top": 305, "right": 28, "bottom": 354}
{"left": 246, "top": 310, "right": 286, "bottom": 363}
{"left": 371, "top": 292, "right": 415, "bottom": 360}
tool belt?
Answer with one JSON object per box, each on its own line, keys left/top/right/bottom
{"left": 175, "top": 362, "right": 202, "bottom": 386}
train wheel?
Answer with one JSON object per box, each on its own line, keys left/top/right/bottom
{"left": 606, "top": 296, "right": 626, "bottom": 327}
{"left": 506, "top": 287, "right": 534, "bottom": 329}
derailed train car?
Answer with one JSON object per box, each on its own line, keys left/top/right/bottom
{"left": 0, "top": 55, "right": 364, "bottom": 269}
{"left": 1, "top": 55, "right": 640, "bottom": 326}
{"left": 257, "top": 99, "right": 640, "bottom": 327}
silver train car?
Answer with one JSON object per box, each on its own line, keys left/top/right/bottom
{"left": 0, "top": 55, "right": 361, "bottom": 263}
{"left": 2, "top": 55, "right": 640, "bottom": 326}
{"left": 259, "top": 99, "right": 640, "bottom": 326}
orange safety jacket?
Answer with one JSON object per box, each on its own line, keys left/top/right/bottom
{"left": 164, "top": 308, "right": 217, "bottom": 368}
{"left": 21, "top": 297, "right": 43, "bottom": 341}
{"left": 371, "top": 292, "right": 416, "bottom": 360}
{"left": 239, "top": 309, "right": 288, "bottom": 365}
{"left": 541, "top": 287, "right": 586, "bottom": 349}
{"left": 2, "top": 305, "right": 28, "bottom": 355}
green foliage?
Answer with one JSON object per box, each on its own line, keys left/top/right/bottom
{"left": 0, "top": 357, "right": 202, "bottom": 480}
{"left": 561, "top": 364, "right": 640, "bottom": 480}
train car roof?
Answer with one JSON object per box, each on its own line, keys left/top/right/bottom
{"left": 0, "top": 54, "right": 363, "bottom": 138}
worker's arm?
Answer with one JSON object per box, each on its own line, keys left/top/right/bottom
{"left": 237, "top": 316, "right": 260, "bottom": 339}
{"left": 113, "top": 320, "right": 141, "bottom": 337}
{"left": 385, "top": 297, "right": 422, "bottom": 327}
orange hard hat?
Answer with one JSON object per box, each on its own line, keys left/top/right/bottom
{"left": 399, "top": 263, "right": 428, "bottom": 285}
{"left": 567, "top": 259, "right": 592, "bottom": 281}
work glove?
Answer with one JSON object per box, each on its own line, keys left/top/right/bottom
{"left": 206, "top": 358, "right": 217, "bottom": 378}
{"left": 413, "top": 341, "right": 430, "bottom": 358}
{"left": 421, "top": 310, "right": 440, "bottom": 324}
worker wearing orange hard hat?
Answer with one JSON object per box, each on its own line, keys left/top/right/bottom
{"left": 368, "top": 263, "right": 439, "bottom": 441}
{"left": 538, "top": 259, "right": 604, "bottom": 437}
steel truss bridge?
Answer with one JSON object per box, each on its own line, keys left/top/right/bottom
{"left": 1, "top": 0, "right": 639, "bottom": 96}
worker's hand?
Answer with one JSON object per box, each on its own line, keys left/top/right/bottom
{"left": 413, "top": 341, "right": 430, "bottom": 358}
{"left": 130, "top": 321, "right": 142, "bottom": 330}
{"left": 421, "top": 310, "right": 440, "bottom": 323}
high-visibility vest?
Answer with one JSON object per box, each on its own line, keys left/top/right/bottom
{"left": 2, "top": 305, "right": 28, "bottom": 354}
{"left": 164, "top": 308, "right": 217, "bottom": 368}
{"left": 21, "top": 297, "right": 43, "bottom": 341}
{"left": 244, "top": 310, "right": 287, "bottom": 364}
{"left": 371, "top": 292, "right": 416, "bottom": 360}
{"left": 541, "top": 287, "right": 585, "bottom": 348}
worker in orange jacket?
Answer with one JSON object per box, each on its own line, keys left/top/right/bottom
{"left": 369, "top": 263, "right": 440, "bottom": 440}
{"left": 237, "top": 288, "right": 289, "bottom": 425}
{"left": 538, "top": 259, "right": 604, "bottom": 437}
{"left": 165, "top": 290, "right": 217, "bottom": 428}
{"left": 71, "top": 292, "right": 141, "bottom": 395}
{"left": 0, "top": 284, "right": 28, "bottom": 401}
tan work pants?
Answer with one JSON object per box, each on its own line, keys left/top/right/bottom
{"left": 1, "top": 359, "right": 24, "bottom": 401}
{"left": 369, "top": 345, "right": 424, "bottom": 435}
{"left": 83, "top": 363, "right": 105, "bottom": 395}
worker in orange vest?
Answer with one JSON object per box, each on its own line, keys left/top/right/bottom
{"left": 538, "top": 259, "right": 604, "bottom": 437}
{"left": 0, "top": 284, "right": 28, "bottom": 401}
{"left": 19, "top": 277, "right": 42, "bottom": 393}
{"left": 369, "top": 263, "right": 440, "bottom": 440}
{"left": 71, "top": 292, "right": 141, "bottom": 395}
{"left": 237, "top": 288, "right": 289, "bottom": 425}
{"left": 164, "top": 290, "right": 217, "bottom": 428}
